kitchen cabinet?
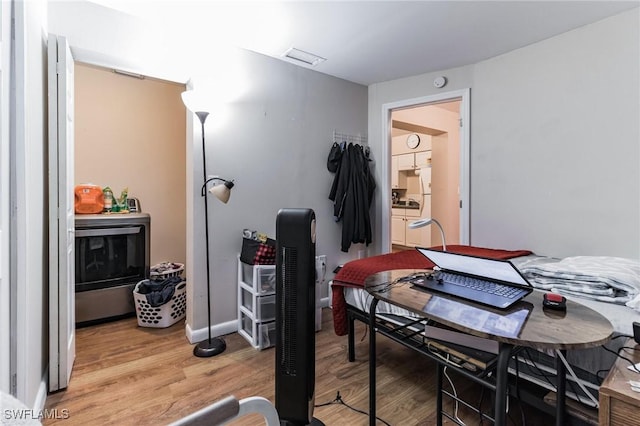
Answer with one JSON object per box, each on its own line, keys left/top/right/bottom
{"left": 391, "top": 196, "right": 432, "bottom": 247}
{"left": 391, "top": 156, "right": 407, "bottom": 189}
{"left": 391, "top": 215, "right": 406, "bottom": 245}
{"left": 391, "top": 207, "right": 422, "bottom": 246}
{"left": 406, "top": 197, "right": 431, "bottom": 247}
{"left": 415, "top": 150, "right": 432, "bottom": 168}
{"left": 397, "top": 153, "right": 416, "bottom": 171}
{"left": 396, "top": 150, "right": 432, "bottom": 172}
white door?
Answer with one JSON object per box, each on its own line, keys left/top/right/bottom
{"left": 48, "top": 34, "right": 75, "bottom": 392}
{"left": 0, "top": 0, "right": 11, "bottom": 394}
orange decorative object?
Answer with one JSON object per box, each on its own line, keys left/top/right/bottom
{"left": 74, "top": 184, "right": 104, "bottom": 214}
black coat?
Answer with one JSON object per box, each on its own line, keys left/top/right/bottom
{"left": 328, "top": 143, "right": 376, "bottom": 252}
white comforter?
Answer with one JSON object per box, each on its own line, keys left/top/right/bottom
{"left": 514, "top": 255, "right": 640, "bottom": 305}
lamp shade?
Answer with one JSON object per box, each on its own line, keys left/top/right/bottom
{"left": 407, "top": 217, "right": 447, "bottom": 251}
{"left": 181, "top": 90, "right": 211, "bottom": 113}
{"left": 209, "top": 180, "right": 234, "bottom": 204}
{"left": 408, "top": 218, "right": 435, "bottom": 229}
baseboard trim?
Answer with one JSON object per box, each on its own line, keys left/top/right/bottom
{"left": 185, "top": 319, "right": 238, "bottom": 344}
{"left": 34, "top": 373, "right": 47, "bottom": 412}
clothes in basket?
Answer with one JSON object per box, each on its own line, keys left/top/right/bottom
{"left": 136, "top": 276, "right": 183, "bottom": 307}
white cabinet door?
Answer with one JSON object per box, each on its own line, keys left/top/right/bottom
{"left": 391, "top": 216, "right": 406, "bottom": 245}
{"left": 415, "top": 150, "right": 432, "bottom": 168}
{"left": 397, "top": 153, "right": 415, "bottom": 171}
{"left": 405, "top": 223, "right": 424, "bottom": 247}
{"left": 391, "top": 155, "right": 400, "bottom": 189}
{"left": 391, "top": 156, "right": 407, "bottom": 189}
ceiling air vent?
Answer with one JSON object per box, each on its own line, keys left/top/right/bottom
{"left": 282, "top": 47, "right": 326, "bottom": 66}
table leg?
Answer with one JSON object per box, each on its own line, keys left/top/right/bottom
{"left": 555, "top": 349, "right": 566, "bottom": 426}
{"left": 348, "top": 312, "right": 355, "bottom": 362}
{"left": 369, "top": 298, "right": 379, "bottom": 426}
{"left": 494, "top": 343, "right": 513, "bottom": 426}
{"left": 436, "top": 362, "right": 443, "bottom": 426}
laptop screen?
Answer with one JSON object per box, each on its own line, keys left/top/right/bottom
{"left": 416, "top": 248, "right": 530, "bottom": 287}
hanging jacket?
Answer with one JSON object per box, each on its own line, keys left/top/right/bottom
{"left": 328, "top": 143, "right": 376, "bottom": 252}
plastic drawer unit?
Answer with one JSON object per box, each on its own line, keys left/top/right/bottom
{"left": 237, "top": 256, "right": 276, "bottom": 350}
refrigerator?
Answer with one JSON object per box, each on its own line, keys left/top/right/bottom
{"left": 417, "top": 166, "right": 433, "bottom": 246}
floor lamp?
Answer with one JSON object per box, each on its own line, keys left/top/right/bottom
{"left": 182, "top": 90, "right": 235, "bottom": 357}
{"left": 408, "top": 217, "right": 447, "bottom": 251}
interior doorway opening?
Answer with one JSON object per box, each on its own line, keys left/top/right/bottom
{"left": 48, "top": 54, "right": 188, "bottom": 391}
{"left": 381, "top": 89, "right": 470, "bottom": 253}
{"left": 390, "top": 101, "right": 461, "bottom": 251}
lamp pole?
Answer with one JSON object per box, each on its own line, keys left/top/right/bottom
{"left": 193, "top": 111, "right": 226, "bottom": 357}
{"left": 408, "top": 217, "right": 447, "bottom": 251}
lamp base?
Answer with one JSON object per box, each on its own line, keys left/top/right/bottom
{"left": 193, "top": 337, "right": 227, "bottom": 357}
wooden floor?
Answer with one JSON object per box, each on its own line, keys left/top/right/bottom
{"left": 44, "top": 308, "right": 554, "bottom": 425}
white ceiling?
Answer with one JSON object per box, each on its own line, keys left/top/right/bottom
{"left": 84, "top": 1, "right": 639, "bottom": 86}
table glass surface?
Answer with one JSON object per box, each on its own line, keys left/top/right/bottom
{"left": 364, "top": 269, "right": 614, "bottom": 350}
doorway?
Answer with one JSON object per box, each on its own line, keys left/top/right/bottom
{"left": 49, "top": 59, "right": 188, "bottom": 390}
{"left": 390, "top": 101, "right": 461, "bottom": 251}
{"left": 381, "top": 89, "right": 470, "bottom": 252}
{"left": 74, "top": 62, "right": 187, "bottom": 271}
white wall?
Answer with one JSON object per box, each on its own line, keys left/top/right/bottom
{"left": 13, "top": 0, "right": 48, "bottom": 409}
{"left": 185, "top": 49, "right": 367, "bottom": 336}
{"left": 48, "top": 3, "right": 368, "bottom": 340}
{"left": 370, "top": 9, "right": 640, "bottom": 260}
{"left": 471, "top": 9, "right": 639, "bottom": 259}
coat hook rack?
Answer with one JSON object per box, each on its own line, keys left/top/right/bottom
{"left": 333, "top": 130, "right": 367, "bottom": 146}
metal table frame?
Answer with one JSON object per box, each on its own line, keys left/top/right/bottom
{"left": 365, "top": 297, "right": 569, "bottom": 426}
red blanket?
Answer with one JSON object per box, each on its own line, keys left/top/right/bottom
{"left": 330, "top": 245, "right": 532, "bottom": 335}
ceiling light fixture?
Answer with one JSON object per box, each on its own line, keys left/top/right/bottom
{"left": 282, "top": 47, "right": 326, "bottom": 66}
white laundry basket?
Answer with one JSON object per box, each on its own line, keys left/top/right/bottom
{"left": 150, "top": 262, "right": 184, "bottom": 280}
{"left": 134, "top": 280, "right": 187, "bottom": 328}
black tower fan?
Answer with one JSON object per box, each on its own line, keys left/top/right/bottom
{"left": 275, "top": 208, "right": 323, "bottom": 426}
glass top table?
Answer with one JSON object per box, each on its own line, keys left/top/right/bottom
{"left": 364, "top": 269, "right": 614, "bottom": 426}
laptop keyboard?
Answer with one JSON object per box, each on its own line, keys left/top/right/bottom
{"left": 439, "top": 272, "right": 523, "bottom": 299}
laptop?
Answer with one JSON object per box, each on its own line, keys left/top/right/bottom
{"left": 411, "top": 248, "right": 533, "bottom": 309}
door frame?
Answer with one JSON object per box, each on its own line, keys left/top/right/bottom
{"left": 0, "top": 0, "right": 11, "bottom": 395}
{"left": 47, "top": 46, "right": 191, "bottom": 379}
{"left": 380, "top": 88, "right": 471, "bottom": 251}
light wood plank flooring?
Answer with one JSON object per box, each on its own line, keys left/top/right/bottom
{"left": 44, "top": 308, "right": 552, "bottom": 425}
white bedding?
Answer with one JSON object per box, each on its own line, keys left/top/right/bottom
{"left": 512, "top": 255, "right": 640, "bottom": 305}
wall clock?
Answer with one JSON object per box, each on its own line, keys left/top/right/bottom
{"left": 406, "top": 133, "right": 420, "bottom": 149}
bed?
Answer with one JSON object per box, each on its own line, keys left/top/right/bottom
{"left": 330, "top": 245, "right": 640, "bottom": 413}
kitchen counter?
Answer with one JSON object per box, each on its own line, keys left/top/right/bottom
{"left": 392, "top": 202, "right": 420, "bottom": 210}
